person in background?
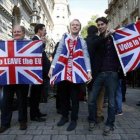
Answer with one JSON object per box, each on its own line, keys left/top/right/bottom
{"left": 30, "top": 24, "right": 50, "bottom": 122}
{"left": 116, "top": 68, "right": 125, "bottom": 115}
{"left": 85, "top": 25, "right": 105, "bottom": 123}
{"left": 0, "top": 86, "right": 3, "bottom": 110}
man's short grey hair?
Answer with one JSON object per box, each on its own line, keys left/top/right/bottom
{"left": 70, "top": 19, "right": 82, "bottom": 29}
{"left": 20, "top": 26, "right": 26, "bottom": 33}
{"left": 13, "top": 25, "right": 26, "bottom": 33}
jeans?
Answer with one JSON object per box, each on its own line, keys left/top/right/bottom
{"left": 96, "top": 87, "right": 105, "bottom": 117}
{"left": 104, "top": 89, "right": 108, "bottom": 102}
{"left": 88, "top": 72, "right": 118, "bottom": 127}
{"left": 0, "top": 87, "right": 3, "bottom": 109}
{"left": 121, "top": 79, "right": 126, "bottom": 100}
{"left": 116, "top": 79, "right": 122, "bottom": 111}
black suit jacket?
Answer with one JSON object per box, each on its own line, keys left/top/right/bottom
{"left": 32, "top": 36, "right": 50, "bottom": 79}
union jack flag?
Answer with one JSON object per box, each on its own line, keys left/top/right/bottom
{"left": 50, "top": 34, "right": 88, "bottom": 85}
{"left": 112, "top": 21, "right": 140, "bottom": 75}
{"left": 0, "top": 40, "right": 43, "bottom": 85}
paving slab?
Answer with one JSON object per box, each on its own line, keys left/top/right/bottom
{"left": 0, "top": 87, "right": 140, "bottom": 140}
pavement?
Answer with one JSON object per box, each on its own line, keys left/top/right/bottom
{"left": 0, "top": 87, "right": 140, "bottom": 140}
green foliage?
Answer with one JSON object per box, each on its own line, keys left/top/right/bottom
{"left": 81, "top": 15, "right": 99, "bottom": 39}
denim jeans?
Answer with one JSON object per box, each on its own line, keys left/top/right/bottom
{"left": 121, "top": 79, "right": 126, "bottom": 100}
{"left": 88, "top": 72, "right": 118, "bottom": 127}
{"left": 116, "top": 79, "right": 122, "bottom": 111}
{"left": 0, "top": 87, "right": 3, "bottom": 110}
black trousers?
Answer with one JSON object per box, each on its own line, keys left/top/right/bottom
{"left": 59, "top": 81, "right": 80, "bottom": 121}
{"left": 56, "top": 82, "right": 71, "bottom": 110}
{"left": 1, "top": 84, "right": 29, "bottom": 126}
{"left": 30, "top": 84, "right": 43, "bottom": 119}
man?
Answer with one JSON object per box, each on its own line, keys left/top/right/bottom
{"left": 85, "top": 25, "right": 105, "bottom": 123}
{"left": 48, "top": 19, "right": 92, "bottom": 131}
{"left": 30, "top": 24, "right": 50, "bottom": 122}
{"left": 0, "top": 25, "right": 29, "bottom": 133}
{"left": 88, "top": 17, "right": 120, "bottom": 136}
{"left": 0, "top": 86, "right": 3, "bottom": 110}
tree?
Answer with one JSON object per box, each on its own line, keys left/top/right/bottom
{"left": 81, "top": 15, "right": 99, "bottom": 38}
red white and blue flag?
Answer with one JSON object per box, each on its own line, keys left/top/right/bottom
{"left": 112, "top": 21, "right": 140, "bottom": 75}
{"left": 50, "top": 34, "right": 88, "bottom": 85}
{"left": 0, "top": 40, "right": 43, "bottom": 85}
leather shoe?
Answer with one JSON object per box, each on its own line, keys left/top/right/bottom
{"left": 31, "top": 117, "right": 46, "bottom": 122}
{"left": 0, "top": 125, "right": 10, "bottom": 133}
{"left": 67, "top": 120, "right": 77, "bottom": 131}
{"left": 57, "top": 117, "right": 68, "bottom": 126}
{"left": 20, "top": 123, "right": 27, "bottom": 130}
{"left": 39, "top": 113, "right": 47, "bottom": 117}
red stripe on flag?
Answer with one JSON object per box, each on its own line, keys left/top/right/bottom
{"left": 73, "top": 51, "right": 83, "bottom": 58}
{"left": 128, "top": 52, "right": 140, "bottom": 72}
{"left": 51, "top": 76, "right": 57, "bottom": 86}
{"left": 73, "top": 62, "right": 88, "bottom": 80}
{"left": 7, "top": 41, "right": 16, "bottom": 84}
{"left": 0, "top": 70, "right": 5, "bottom": 75}
{"left": 24, "top": 70, "right": 43, "bottom": 84}
{"left": 135, "top": 21, "right": 140, "bottom": 35}
{"left": 117, "top": 35, "right": 140, "bottom": 54}
{"left": 18, "top": 40, "right": 41, "bottom": 53}
{"left": 58, "top": 56, "right": 68, "bottom": 64}
{"left": 115, "top": 30, "right": 131, "bottom": 36}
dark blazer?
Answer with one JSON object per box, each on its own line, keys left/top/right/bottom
{"left": 52, "top": 42, "right": 59, "bottom": 59}
{"left": 32, "top": 36, "right": 50, "bottom": 79}
{"left": 85, "top": 34, "right": 107, "bottom": 81}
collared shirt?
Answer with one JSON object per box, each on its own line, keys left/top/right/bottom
{"left": 100, "top": 36, "right": 120, "bottom": 72}
{"left": 35, "top": 34, "right": 41, "bottom": 39}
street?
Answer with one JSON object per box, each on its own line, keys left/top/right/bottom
{"left": 0, "top": 87, "right": 140, "bottom": 140}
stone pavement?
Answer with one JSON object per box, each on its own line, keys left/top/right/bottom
{"left": 0, "top": 87, "right": 140, "bottom": 140}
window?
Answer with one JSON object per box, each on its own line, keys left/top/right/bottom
{"left": 56, "top": 34, "right": 59, "bottom": 38}
{"left": 135, "top": 16, "right": 139, "bottom": 21}
{"left": 134, "top": 0, "right": 138, "bottom": 7}
{"left": 117, "top": 9, "right": 120, "bottom": 24}
{"left": 0, "top": 0, "right": 3, "bottom": 3}
{"left": 124, "top": 2, "right": 128, "bottom": 17}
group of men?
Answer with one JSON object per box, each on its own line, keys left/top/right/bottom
{"left": 0, "top": 16, "right": 121, "bottom": 136}
{"left": 0, "top": 24, "right": 50, "bottom": 133}
{"left": 48, "top": 17, "right": 121, "bottom": 136}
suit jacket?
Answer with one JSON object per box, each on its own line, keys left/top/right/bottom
{"left": 52, "top": 42, "right": 59, "bottom": 59}
{"left": 51, "top": 35, "right": 91, "bottom": 72}
{"left": 32, "top": 35, "right": 50, "bottom": 79}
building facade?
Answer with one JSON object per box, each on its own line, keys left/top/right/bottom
{"left": 52, "top": 0, "right": 71, "bottom": 43}
{"left": 0, "top": 0, "right": 71, "bottom": 54}
{"left": 0, "top": 0, "right": 34, "bottom": 40}
{"left": 105, "top": 0, "right": 140, "bottom": 29}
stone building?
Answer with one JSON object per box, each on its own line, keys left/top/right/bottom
{"left": 0, "top": 0, "right": 71, "bottom": 54}
{"left": 0, "top": 0, "right": 34, "bottom": 40}
{"left": 52, "top": 0, "right": 71, "bottom": 43}
{"left": 105, "top": 0, "right": 140, "bottom": 29}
